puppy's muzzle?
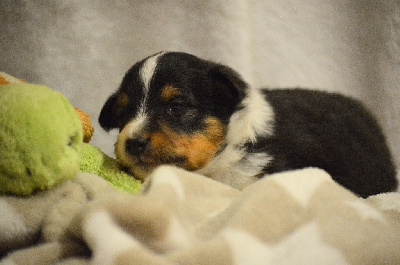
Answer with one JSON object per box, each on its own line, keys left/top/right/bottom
{"left": 125, "top": 136, "right": 150, "bottom": 157}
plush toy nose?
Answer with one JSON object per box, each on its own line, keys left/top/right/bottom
{"left": 125, "top": 137, "right": 150, "bottom": 157}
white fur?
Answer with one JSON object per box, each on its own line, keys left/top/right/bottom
{"left": 198, "top": 147, "right": 272, "bottom": 189}
{"left": 126, "top": 113, "right": 148, "bottom": 137}
{"left": 115, "top": 113, "right": 147, "bottom": 170}
{"left": 197, "top": 86, "right": 275, "bottom": 189}
{"left": 139, "top": 52, "right": 165, "bottom": 93}
{"left": 228, "top": 86, "right": 274, "bottom": 144}
{"left": 137, "top": 52, "right": 166, "bottom": 116}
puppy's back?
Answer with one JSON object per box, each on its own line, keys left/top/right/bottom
{"left": 253, "top": 88, "right": 397, "bottom": 198}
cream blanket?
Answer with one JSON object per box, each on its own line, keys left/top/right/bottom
{"left": 1, "top": 167, "right": 400, "bottom": 264}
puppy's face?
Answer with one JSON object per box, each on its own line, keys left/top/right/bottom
{"left": 99, "top": 52, "right": 246, "bottom": 179}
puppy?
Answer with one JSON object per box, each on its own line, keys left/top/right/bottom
{"left": 99, "top": 51, "right": 398, "bottom": 198}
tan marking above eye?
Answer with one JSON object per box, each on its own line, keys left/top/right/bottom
{"left": 160, "top": 85, "right": 182, "bottom": 102}
{"left": 116, "top": 92, "right": 129, "bottom": 108}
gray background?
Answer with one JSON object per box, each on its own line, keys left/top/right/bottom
{"left": 1, "top": 1, "right": 399, "bottom": 176}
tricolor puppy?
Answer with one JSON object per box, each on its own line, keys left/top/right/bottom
{"left": 99, "top": 51, "right": 398, "bottom": 198}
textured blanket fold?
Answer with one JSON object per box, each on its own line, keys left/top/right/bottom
{"left": 1, "top": 167, "right": 400, "bottom": 264}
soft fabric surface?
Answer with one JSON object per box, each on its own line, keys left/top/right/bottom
{"left": 1, "top": 167, "right": 399, "bottom": 264}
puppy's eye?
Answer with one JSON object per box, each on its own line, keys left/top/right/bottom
{"left": 167, "top": 102, "right": 187, "bottom": 117}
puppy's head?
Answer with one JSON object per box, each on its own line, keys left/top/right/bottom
{"left": 99, "top": 52, "right": 247, "bottom": 179}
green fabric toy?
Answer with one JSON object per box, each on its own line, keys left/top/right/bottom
{"left": 80, "top": 143, "right": 142, "bottom": 194}
{"left": 0, "top": 84, "right": 83, "bottom": 196}
{"left": 0, "top": 74, "right": 141, "bottom": 196}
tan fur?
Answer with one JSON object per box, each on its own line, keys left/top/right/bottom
{"left": 150, "top": 117, "right": 225, "bottom": 170}
{"left": 118, "top": 117, "right": 226, "bottom": 176}
{"left": 117, "top": 92, "right": 129, "bottom": 108}
{"left": 160, "top": 85, "right": 182, "bottom": 102}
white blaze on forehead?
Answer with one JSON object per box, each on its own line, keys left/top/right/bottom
{"left": 136, "top": 52, "right": 166, "bottom": 119}
{"left": 139, "top": 52, "right": 166, "bottom": 93}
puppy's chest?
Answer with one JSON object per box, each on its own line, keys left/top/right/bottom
{"left": 196, "top": 144, "right": 272, "bottom": 189}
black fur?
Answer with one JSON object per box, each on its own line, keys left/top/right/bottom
{"left": 99, "top": 52, "right": 398, "bottom": 198}
{"left": 99, "top": 52, "right": 242, "bottom": 133}
{"left": 248, "top": 89, "right": 397, "bottom": 198}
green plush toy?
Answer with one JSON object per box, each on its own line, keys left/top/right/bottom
{"left": 0, "top": 74, "right": 141, "bottom": 196}
{"left": 0, "top": 84, "right": 83, "bottom": 196}
{"left": 80, "top": 143, "right": 142, "bottom": 194}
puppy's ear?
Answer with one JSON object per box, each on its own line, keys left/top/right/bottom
{"left": 208, "top": 64, "right": 247, "bottom": 119}
{"left": 99, "top": 92, "right": 126, "bottom": 131}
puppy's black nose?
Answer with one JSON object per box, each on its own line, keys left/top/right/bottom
{"left": 125, "top": 137, "right": 149, "bottom": 156}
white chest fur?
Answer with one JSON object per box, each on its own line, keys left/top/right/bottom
{"left": 197, "top": 87, "right": 275, "bottom": 189}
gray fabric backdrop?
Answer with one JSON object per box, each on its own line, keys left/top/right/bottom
{"left": 1, "top": 0, "right": 399, "bottom": 176}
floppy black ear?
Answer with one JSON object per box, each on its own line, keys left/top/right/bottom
{"left": 98, "top": 93, "right": 120, "bottom": 131}
{"left": 208, "top": 64, "right": 247, "bottom": 119}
